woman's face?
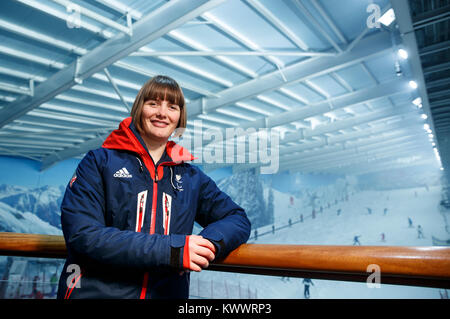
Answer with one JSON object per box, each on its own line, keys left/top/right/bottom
{"left": 141, "top": 99, "right": 180, "bottom": 143}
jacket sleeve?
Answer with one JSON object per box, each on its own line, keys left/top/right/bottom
{"left": 195, "top": 168, "right": 251, "bottom": 260}
{"left": 61, "top": 150, "right": 185, "bottom": 270}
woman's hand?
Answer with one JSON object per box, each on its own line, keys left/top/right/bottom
{"left": 184, "top": 235, "right": 216, "bottom": 272}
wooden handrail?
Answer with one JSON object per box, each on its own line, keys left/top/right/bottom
{"left": 0, "top": 232, "right": 449, "bottom": 288}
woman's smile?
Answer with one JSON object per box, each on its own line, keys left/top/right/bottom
{"left": 150, "top": 119, "right": 169, "bottom": 127}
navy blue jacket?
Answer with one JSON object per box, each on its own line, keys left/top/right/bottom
{"left": 57, "top": 117, "right": 251, "bottom": 299}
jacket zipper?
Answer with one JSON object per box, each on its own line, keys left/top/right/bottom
{"left": 159, "top": 162, "right": 177, "bottom": 236}
{"left": 140, "top": 161, "right": 178, "bottom": 299}
{"left": 150, "top": 170, "right": 158, "bottom": 235}
{"left": 140, "top": 166, "right": 159, "bottom": 299}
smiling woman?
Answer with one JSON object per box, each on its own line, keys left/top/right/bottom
{"left": 143, "top": 99, "right": 180, "bottom": 132}
{"left": 131, "top": 75, "right": 187, "bottom": 164}
{"left": 56, "top": 74, "right": 251, "bottom": 299}
{"left": 131, "top": 75, "right": 187, "bottom": 139}
{"left": 140, "top": 99, "right": 180, "bottom": 161}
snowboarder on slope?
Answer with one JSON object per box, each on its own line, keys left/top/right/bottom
{"left": 353, "top": 235, "right": 361, "bottom": 245}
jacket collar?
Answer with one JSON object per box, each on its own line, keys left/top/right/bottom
{"left": 102, "top": 117, "right": 196, "bottom": 164}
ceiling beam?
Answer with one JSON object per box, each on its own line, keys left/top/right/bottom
{"left": 193, "top": 99, "right": 419, "bottom": 163}
{"left": 419, "top": 40, "right": 450, "bottom": 57}
{"left": 0, "top": 0, "right": 225, "bottom": 129}
{"left": 244, "top": 0, "right": 310, "bottom": 51}
{"left": 131, "top": 50, "right": 338, "bottom": 57}
{"left": 279, "top": 116, "right": 422, "bottom": 155}
{"left": 296, "top": 156, "right": 435, "bottom": 176}
{"left": 300, "top": 149, "right": 437, "bottom": 175}
{"left": 286, "top": 149, "right": 424, "bottom": 175}
{"left": 284, "top": 140, "right": 429, "bottom": 172}
{"left": 189, "top": 78, "right": 413, "bottom": 158}
{"left": 279, "top": 132, "right": 428, "bottom": 170}
{"left": 39, "top": 31, "right": 397, "bottom": 169}
{"left": 427, "top": 77, "right": 450, "bottom": 89}
{"left": 40, "top": 133, "right": 110, "bottom": 171}
{"left": 187, "top": 31, "right": 393, "bottom": 116}
{"left": 423, "top": 62, "right": 450, "bottom": 75}
{"left": 201, "top": 115, "right": 423, "bottom": 172}
{"left": 281, "top": 126, "right": 426, "bottom": 163}
{"left": 412, "top": 4, "right": 450, "bottom": 29}
{"left": 284, "top": 144, "right": 429, "bottom": 174}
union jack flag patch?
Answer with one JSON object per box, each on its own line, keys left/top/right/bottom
{"left": 70, "top": 173, "right": 77, "bottom": 188}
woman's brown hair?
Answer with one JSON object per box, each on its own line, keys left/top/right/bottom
{"left": 131, "top": 75, "right": 186, "bottom": 138}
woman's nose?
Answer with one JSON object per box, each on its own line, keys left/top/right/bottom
{"left": 156, "top": 103, "right": 168, "bottom": 117}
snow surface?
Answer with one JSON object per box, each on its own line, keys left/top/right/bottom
{"left": 190, "top": 185, "right": 449, "bottom": 299}
{"left": 0, "top": 184, "right": 64, "bottom": 229}
{"left": 0, "top": 202, "right": 61, "bottom": 235}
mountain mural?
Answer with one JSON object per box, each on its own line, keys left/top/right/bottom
{"left": 0, "top": 184, "right": 64, "bottom": 234}
{"left": 218, "top": 168, "right": 274, "bottom": 228}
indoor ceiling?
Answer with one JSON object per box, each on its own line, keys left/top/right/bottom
{"left": 0, "top": 0, "right": 445, "bottom": 180}
{"left": 408, "top": 0, "right": 450, "bottom": 203}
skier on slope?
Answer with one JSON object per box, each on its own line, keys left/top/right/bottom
{"left": 50, "top": 272, "right": 58, "bottom": 297}
{"left": 353, "top": 235, "right": 361, "bottom": 245}
{"left": 417, "top": 225, "right": 425, "bottom": 239}
{"left": 302, "top": 278, "right": 314, "bottom": 299}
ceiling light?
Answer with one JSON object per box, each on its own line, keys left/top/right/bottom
{"left": 423, "top": 123, "right": 430, "bottom": 130}
{"left": 409, "top": 81, "right": 418, "bottom": 89}
{"left": 412, "top": 97, "right": 422, "bottom": 106}
{"left": 378, "top": 8, "right": 396, "bottom": 26}
{"left": 421, "top": 114, "right": 427, "bottom": 120}
{"left": 306, "top": 118, "right": 321, "bottom": 130}
{"left": 397, "top": 49, "right": 408, "bottom": 60}
{"left": 428, "top": 133, "right": 433, "bottom": 138}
